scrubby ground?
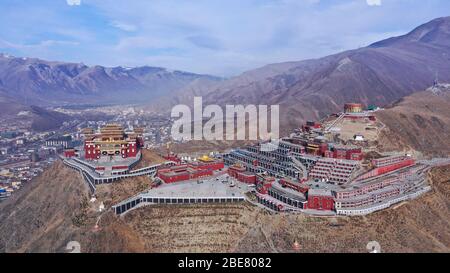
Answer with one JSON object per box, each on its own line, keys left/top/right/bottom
{"left": 1, "top": 159, "right": 449, "bottom": 253}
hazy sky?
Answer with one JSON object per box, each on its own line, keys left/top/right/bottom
{"left": 0, "top": 0, "right": 449, "bottom": 76}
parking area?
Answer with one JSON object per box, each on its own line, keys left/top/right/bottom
{"left": 113, "top": 173, "right": 251, "bottom": 215}
{"left": 144, "top": 173, "right": 247, "bottom": 199}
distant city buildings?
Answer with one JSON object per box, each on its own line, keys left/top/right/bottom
{"left": 45, "top": 135, "right": 72, "bottom": 148}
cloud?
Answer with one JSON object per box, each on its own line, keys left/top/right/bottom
{"left": 0, "top": 39, "right": 79, "bottom": 50}
{"left": 66, "top": 0, "right": 81, "bottom": 6}
{"left": 2, "top": 0, "right": 449, "bottom": 76}
{"left": 110, "top": 21, "right": 137, "bottom": 32}
{"left": 366, "top": 0, "right": 382, "bottom": 6}
{"left": 186, "top": 35, "right": 223, "bottom": 50}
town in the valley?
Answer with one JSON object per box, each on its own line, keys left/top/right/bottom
{"left": 0, "top": 105, "right": 172, "bottom": 201}
{"left": 55, "top": 103, "right": 450, "bottom": 217}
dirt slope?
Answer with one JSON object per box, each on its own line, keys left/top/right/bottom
{"left": 124, "top": 203, "right": 260, "bottom": 253}
{"left": 376, "top": 90, "right": 450, "bottom": 156}
{"left": 0, "top": 161, "right": 90, "bottom": 252}
{"left": 0, "top": 161, "right": 144, "bottom": 253}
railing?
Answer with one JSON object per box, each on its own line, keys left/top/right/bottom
{"left": 62, "top": 157, "right": 174, "bottom": 187}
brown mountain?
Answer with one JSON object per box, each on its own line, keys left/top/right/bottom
{"left": 0, "top": 89, "right": 69, "bottom": 131}
{"left": 191, "top": 17, "right": 450, "bottom": 132}
{"left": 376, "top": 85, "right": 450, "bottom": 157}
{"left": 0, "top": 53, "right": 219, "bottom": 106}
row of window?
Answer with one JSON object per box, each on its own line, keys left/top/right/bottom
{"left": 115, "top": 197, "right": 244, "bottom": 214}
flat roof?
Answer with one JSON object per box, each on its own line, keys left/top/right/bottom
{"left": 308, "top": 188, "right": 333, "bottom": 197}
{"left": 142, "top": 176, "right": 245, "bottom": 198}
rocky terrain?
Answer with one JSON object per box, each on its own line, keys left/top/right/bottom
{"left": 376, "top": 88, "right": 450, "bottom": 156}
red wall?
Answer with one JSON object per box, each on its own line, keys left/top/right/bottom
{"left": 236, "top": 173, "right": 256, "bottom": 184}
{"left": 84, "top": 142, "right": 99, "bottom": 160}
{"left": 279, "top": 179, "right": 309, "bottom": 193}
{"left": 127, "top": 142, "right": 138, "bottom": 157}
{"left": 159, "top": 173, "right": 190, "bottom": 183}
{"left": 84, "top": 140, "right": 140, "bottom": 160}
{"left": 307, "top": 195, "right": 334, "bottom": 210}
{"left": 158, "top": 165, "right": 215, "bottom": 183}
{"left": 333, "top": 148, "right": 362, "bottom": 161}
{"left": 112, "top": 165, "right": 128, "bottom": 170}
{"left": 357, "top": 159, "right": 415, "bottom": 181}
{"left": 64, "top": 150, "right": 76, "bottom": 158}
{"left": 194, "top": 161, "right": 224, "bottom": 171}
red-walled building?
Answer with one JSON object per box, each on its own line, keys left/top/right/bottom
{"left": 237, "top": 172, "right": 257, "bottom": 184}
{"left": 64, "top": 148, "right": 76, "bottom": 158}
{"left": 302, "top": 121, "right": 322, "bottom": 132}
{"left": 372, "top": 155, "right": 409, "bottom": 167}
{"left": 83, "top": 124, "right": 143, "bottom": 160}
{"left": 306, "top": 189, "right": 335, "bottom": 211}
{"left": 157, "top": 164, "right": 214, "bottom": 183}
{"left": 279, "top": 177, "right": 309, "bottom": 193}
{"left": 256, "top": 175, "right": 276, "bottom": 194}
{"left": 356, "top": 158, "right": 415, "bottom": 181}
{"left": 228, "top": 164, "right": 246, "bottom": 178}
{"left": 190, "top": 155, "right": 224, "bottom": 171}
{"left": 163, "top": 153, "right": 182, "bottom": 164}
{"left": 227, "top": 164, "right": 256, "bottom": 184}
{"left": 332, "top": 145, "right": 363, "bottom": 161}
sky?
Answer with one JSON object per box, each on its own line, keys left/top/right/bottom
{"left": 0, "top": 0, "right": 449, "bottom": 76}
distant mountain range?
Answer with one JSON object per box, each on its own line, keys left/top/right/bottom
{"left": 0, "top": 54, "right": 220, "bottom": 106}
{"left": 2, "top": 17, "right": 450, "bottom": 133}
{"left": 191, "top": 16, "right": 450, "bottom": 131}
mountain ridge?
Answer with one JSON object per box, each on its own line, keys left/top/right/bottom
{"left": 0, "top": 53, "right": 220, "bottom": 106}
{"left": 187, "top": 16, "right": 450, "bottom": 132}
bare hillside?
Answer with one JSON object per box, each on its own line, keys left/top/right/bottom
{"left": 0, "top": 161, "right": 90, "bottom": 252}
{"left": 376, "top": 89, "right": 450, "bottom": 156}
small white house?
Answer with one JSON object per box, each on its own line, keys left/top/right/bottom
{"left": 354, "top": 134, "right": 365, "bottom": 141}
